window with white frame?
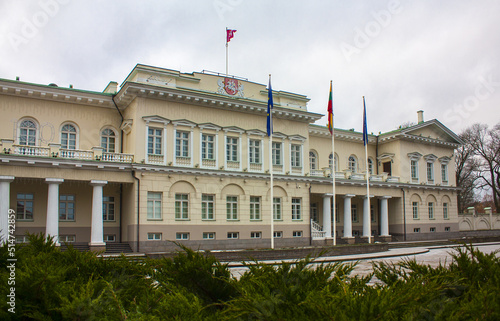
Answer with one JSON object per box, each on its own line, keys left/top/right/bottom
{"left": 102, "top": 196, "right": 115, "bottom": 221}
{"left": 413, "top": 228, "right": 420, "bottom": 233}
{"left": 430, "top": 227, "right": 436, "bottom": 232}
{"left": 348, "top": 156, "right": 357, "bottom": 172}
{"left": 371, "top": 204, "right": 376, "bottom": 222}
{"left": 226, "top": 137, "right": 239, "bottom": 162}
{"left": 273, "top": 231, "right": 283, "bottom": 238}
{"left": 311, "top": 203, "right": 318, "bottom": 223}
{"left": 176, "top": 232, "right": 189, "bottom": 240}
{"left": 147, "top": 128, "right": 163, "bottom": 155}
{"left": 16, "top": 193, "right": 34, "bottom": 220}
{"left": 273, "top": 197, "right": 282, "bottom": 220}
{"left": 59, "top": 235, "right": 76, "bottom": 243}
{"left": 101, "top": 128, "right": 116, "bottom": 153}
{"left": 291, "top": 144, "right": 302, "bottom": 168}
{"left": 428, "top": 202, "right": 435, "bottom": 219}
{"left": 175, "top": 194, "right": 189, "bottom": 220}
{"left": 293, "top": 231, "right": 303, "bottom": 237}
{"left": 59, "top": 195, "right": 75, "bottom": 221}
{"left": 201, "top": 134, "right": 215, "bottom": 160}
{"left": 272, "top": 141, "right": 282, "bottom": 165}
{"left": 147, "top": 233, "right": 162, "bottom": 240}
{"left": 15, "top": 235, "right": 29, "bottom": 244}
{"left": 250, "top": 196, "right": 261, "bottom": 220}
{"left": 226, "top": 196, "right": 238, "bottom": 220}
{"left": 412, "top": 201, "right": 419, "bottom": 219}
{"left": 329, "top": 153, "right": 339, "bottom": 172}
{"left": 411, "top": 160, "right": 419, "bottom": 180}
{"left": 249, "top": 139, "right": 261, "bottom": 164}
{"left": 292, "top": 198, "right": 301, "bottom": 220}
{"left": 147, "top": 192, "right": 162, "bottom": 220}
{"left": 309, "top": 151, "right": 317, "bottom": 171}
{"left": 203, "top": 232, "right": 215, "bottom": 240}
{"left": 250, "top": 231, "right": 262, "bottom": 238}
{"left": 175, "top": 131, "right": 190, "bottom": 158}
{"left": 427, "top": 162, "right": 434, "bottom": 182}
{"left": 351, "top": 204, "right": 358, "bottom": 222}
{"left": 227, "top": 232, "right": 239, "bottom": 239}
{"left": 201, "top": 194, "right": 214, "bottom": 220}
{"left": 441, "top": 163, "right": 448, "bottom": 183}
{"left": 19, "top": 119, "right": 37, "bottom": 146}
{"left": 443, "top": 202, "right": 449, "bottom": 219}
{"left": 61, "top": 124, "right": 77, "bottom": 149}
{"left": 104, "top": 235, "right": 116, "bottom": 242}
{"left": 368, "top": 158, "right": 374, "bottom": 174}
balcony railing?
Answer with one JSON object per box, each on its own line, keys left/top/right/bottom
{"left": 60, "top": 149, "right": 93, "bottom": 160}
{"left": 102, "top": 152, "right": 134, "bottom": 163}
{"left": 249, "top": 162, "right": 262, "bottom": 172}
{"left": 147, "top": 154, "right": 164, "bottom": 165}
{"left": 202, "top": 158, "right": 216, "bottom": 168}
{"left": 12, "top": 145, "right": 50, "bottom": 157}
{"left": 311, "top": 219, "right": 326, "bottom": 240}
{"left": 175, "top": 156, "right": 191, "bottom": 166}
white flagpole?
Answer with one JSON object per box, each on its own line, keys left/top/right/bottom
{"left": 225, "top": 28, "right": 228, "bottom": 76}
{"left": 363, "top": 96, "right": 371, "bottom": 244}
{"left": 268, "top": 74, "right": 274, "bottom": 249}
{"left": 331, "top": 81, "right": 336, "bottom": 246}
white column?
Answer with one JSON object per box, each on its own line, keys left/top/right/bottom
{"left": 46, "top": 178, "right": 64, "bottom": 246}
{"left": 343, "top": 194, "right": 355, "bottom": 238}
{"left": 380, "top": 196, "right": 391, "bottom": 236}
{"left": 322, "top": 194, "right": 332, "bottom": 238}
{"left": 90, "top": 180, "right": 107, "bottom": 246}
{"left": 362, "top": 195, "right": 373, "bottom": 238}
{"left": 0, "top": 176, "right": 15, "bottom": 244}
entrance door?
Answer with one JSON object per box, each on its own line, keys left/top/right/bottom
{"left": 383, "top": 161, "right": 392, "bottom": 176}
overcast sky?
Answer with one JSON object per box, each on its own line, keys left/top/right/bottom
{"left": 1, "top": 0, "right": 499, "bottom": 135}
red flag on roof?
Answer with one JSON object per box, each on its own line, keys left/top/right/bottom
{"left": 226, "top": 28, "right": 237, "bottom": 43}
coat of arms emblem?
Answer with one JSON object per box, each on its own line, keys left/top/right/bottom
{"left": 217, "top": 77, "right": 244, "bottom": 97}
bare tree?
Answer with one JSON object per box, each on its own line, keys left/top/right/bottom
{"left": 455, "top": 127, "right": 479, "bottom": 213}
{"left": 466, "top": 123, "right": 500, "bottom": 211}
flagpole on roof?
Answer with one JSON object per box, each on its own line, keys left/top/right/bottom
{"left": 327, "top": 81, "right": 336, "bottom": 246}
{"left": 267, "top": 74, "right": 274, "bottom": 249}
{"left": 363, "top": 96, "right": 372, "bottom": 244}
{"left": 225, "top": 28, "right": 228, "bottom": 76}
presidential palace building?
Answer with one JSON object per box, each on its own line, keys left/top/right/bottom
{"left": 0, "top": 64, "right": 463, "bottom": 252}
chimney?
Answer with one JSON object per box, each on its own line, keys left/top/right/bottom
{"left": 417, "top": 110, "right": 424, "bottom": 123}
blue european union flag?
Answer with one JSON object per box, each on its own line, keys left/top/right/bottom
{"left": 267, "top": 77, "right": 273, "bottom": 136}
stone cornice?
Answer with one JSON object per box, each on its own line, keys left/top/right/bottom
{"left": 115, "top": 82, "right": 322, "bottom": 124}
{"left": 308, "top": 125, "right": 376, "bottom": 144}
{"left": 0, "top": 78, "right": 114, "bottom": 108}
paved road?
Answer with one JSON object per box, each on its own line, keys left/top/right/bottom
{"left": 229, "top": 242, "right": 500, "bottom": 279}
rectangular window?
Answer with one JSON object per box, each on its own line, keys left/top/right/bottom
{"left": 250, "top": 231, "right": 262, "bottom": 239}
{"left": 370, "top": 204, "right": 376, "bottom": 223}
{"left": 427, "top": 162, "right": 434, "bottom": 181}
{"left": 16, "top": 193, "right": 34, "bottom": 220}
{"left": 104, "top": 235, "right": 116, "bottom": 242}
{"left": 412, "top": 202, "right": 419, "bottom": 219}
{"left": 351, "top": 204, "right": 358, "bottom": 222}
{"left": 59, "top": 235, "right": 76, "bottom": 243}
{"left": 227, "top": 232, "right": 239, "bottom": 239}
{"left": 413, "top": 228, "right": 420, "bottom": 233}
{"left": 226, "top": 196, "right": 238, "bottom": 220}
{"left": 311, "top": 203, "right": 318, "bottom": 223}
{"left": 176, "top": 232, "right": 189, "bottom": 240}
{"left": 411, "top": 160, "right": 418, "bottom": 180}
{"left": 175, "top": 131, "right": 190, "bottom": 157}
{"left": 201, "top": 194, "right": 215, "bottom": 220}
{"left": 292, "top": 198, "right": 302, "bottom": 220}
{"left": 15, "top": 235, "right": 29, "bottom": 244}
{"left": 293, "top": 231, "right": 303, "bottom": 237}
{"left": 59, "top": 195, "right": 75, "bottom": 221}
{"left": 103, "top": 196, "right": 115, "bottom": 221}
{"left": 203, "top": 232, "right": 215, "bottom": 240}
{"left": 226, "top": 137, "right": 238, "bottom": 162}
{"left": 272, "top": 142, "right": 282, "bottom": 165}
{"left": 147, "top": 192, "right": 162, "bottom": 220}
{"left": 147, "top": 233, "right": 162, "bottom": 240}
{"left": 201, "top": 134, "right": 215, "bottom": 160}
{"left": 249, "top": 139, "right": 261, "bottom": 164}
{"left": 428, "top": 202, "right": 434, "bottom": 219}
{"left": 430, "top": 227, "right": 436, "bottom": 232}
{"left": 175, "top": 194, "right": 189, "bottom": 220}
{"left": 441, "top": 164, "right": 448, "bottom": 183}
{"left": 250, "top": 196, "right": 261, "bottom": 220}
{"left": 335, "top": 203, "right": 340, "bottom": 223}
{"left": 445, "top": 227, "right": 450, "bottom": 232}
{"left": 291, "top": 144, "right": 302, "bottom": 168}
{"left": 443, "top": 202, "right": 449, "bottom": 219}
{"left": 147, "top": 128, "right": 163, "bottom": 155}
{"left": 273, "top": 197, "right": 282, "bottom": 221}
{"left": 273, "top": 231, "right": 283, "bottom": 238}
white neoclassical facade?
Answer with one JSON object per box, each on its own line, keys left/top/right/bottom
{"left": 0, "top": 64, "right": 462, "bottom": 252}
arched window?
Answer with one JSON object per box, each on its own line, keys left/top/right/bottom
{"left": 101, "top": 128, "right": 116, "bottom": 153}
{"left": 329, "top": 153, "right": 338, "bottom": 172}
{"left": 19, "top": 119, "right": 37, "bottom": 146}
{"left": 348, "top": 155, "right": 357, "bottom": 172}
{"left": 368, "top": 158, "right": 374, "bottom": 174}
{"left": 309, "top": 151, "right": 317, "bottom": 171}
{"left": 61, "top": 124, "right": 77, "bottom": 150}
